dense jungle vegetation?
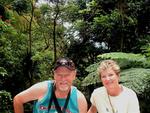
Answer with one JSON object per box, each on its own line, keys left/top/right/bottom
{"left": 0, "top": 0, "right": 150, "bottom": 112}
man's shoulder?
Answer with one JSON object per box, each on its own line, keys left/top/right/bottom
{"left": 32, "top": 80, "right": 53, "bottom": 92}
{"left": 75, "top": 88, "right": 88, "bottom": 112}
{"left": 34, "top": 80, "right": 50, "bottom": 86}
{"left": 33, "top": 80, "right": 53, "bottom": 100}
{"left": 71, "top": 87, "right": 86, "bottom": 100}
{"left": 77, "top": 90, "right": 84, "bottom": 97}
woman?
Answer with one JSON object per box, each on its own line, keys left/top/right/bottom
{"left": 87, "top": 60, "right": 140, "bottom": 113}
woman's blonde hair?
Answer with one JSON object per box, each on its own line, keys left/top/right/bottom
{"left": 97, "top": 59, "right": 120, "bottom": 76}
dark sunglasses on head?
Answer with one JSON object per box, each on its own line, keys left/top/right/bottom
{"left": 54, "top": 58, "right": 75, "bottom": 70}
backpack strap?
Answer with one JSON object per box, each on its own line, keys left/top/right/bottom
{"left": 48, "top": 82, "right": 71, "bottom": 113}
{"left": 47, "top": 82, "right": 54, "bottom": 112}
{"left": 53, "top": 85, "right": 71, "bottom": 113}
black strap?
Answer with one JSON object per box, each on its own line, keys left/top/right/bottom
{"left": 53, "top": 85, "right": 71, "bottom": 113}
{"left": 62, "top": 91, "right": 70, "bottom": 113}
{"left": 47, "top": 83, "right": 54, "bottom": 112}
{"left": 47, "top": 82, "right": 71, "bottom": 113}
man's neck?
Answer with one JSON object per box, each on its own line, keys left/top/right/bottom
{"left": 55, "top": 89, "right": 70, "bottom": 98}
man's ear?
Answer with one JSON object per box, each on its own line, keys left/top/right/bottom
{"left": 73, "top": 70, "right": 77, "bottom": 80}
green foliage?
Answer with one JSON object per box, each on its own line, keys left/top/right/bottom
{"left": 31, "top": 50, "right": 54, "bottom": 80}
{"left": 97, "top": 52, "right": 146, "bottom": 61}
{"left": 71, "top": 0, "right": 146, "bottom": 53}
{"left": 0, "top": 19, "right": 17, "bottom": 35}
{"left": 82, "top": 71, "right": 99, "bottom": 86}
{"left": 97, "top": 52, "right": 149, "bottom": 70}
{"left": 0, "top": 19, "right": 25, "bottom": 73}
{"left": 74, "top": 19, "right": 87, "bottom": 30}
{"left": 0, "top": 67, "right": 7, "bottom": 77}
{"left": 85, "top": 62, "right": 99, "bottom": 73}
{"left": 0, "top": 0, "right": 15, "bottom": 6}
{"left": 141, "top": 35, "right": 150, "bottom": 59}
{"left": 0, "top": 90, "right": 12, "bottom": 112}
{"left": 83, "top": 52, "right": 150, "bottom": 95}
{"left": 12, "top": 0, "right": 30, "bottom": 14}
{"left": 83, "top": 52, "right": 150, "bottom": 112}
{"left": 0, "top": 0, "right": 150, "bottom": 112}
{"left": 64, "top": 0, "right": 80, "bottom": 22}
{"left": 120, "top": 68, "right": 150, "bottom": 95}
{"left": 93, "top": 15, "right": 111, "bottom": 28}
{"left": 39, "top": 4, "right": 51, "bottom": 15}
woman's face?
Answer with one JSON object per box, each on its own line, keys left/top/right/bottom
{"left": 100, "top": 68, "right": 120, "bottom": 90}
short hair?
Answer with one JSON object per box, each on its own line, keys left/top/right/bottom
{"left": 97, "top": 59, "right": 120, "bottom": 76}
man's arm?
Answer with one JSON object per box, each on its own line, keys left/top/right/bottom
{"left": 13, "top": 94, "right": 25, "bottom": 113}
{"left": 13, "top": 81, "right": 48, "bottom": 113}
{"left": 77, "top": 90, "right": 88, "bottom": 113}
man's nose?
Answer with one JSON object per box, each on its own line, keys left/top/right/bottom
{"left": 60, "top": 75, "right": 66, "bottom": 79}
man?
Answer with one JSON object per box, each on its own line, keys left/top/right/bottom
{"left": 13, "top": 57, "right": 87, "bottom": 113}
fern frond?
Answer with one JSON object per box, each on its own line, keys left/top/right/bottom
{"left": 82, "top": 71, "right": 100, "bottom": 86}
{"left": 120, "top": 68, "right": 150, "bottom": 94}
{"left": 97, "top": 52, "right": 146, "bottom": 61}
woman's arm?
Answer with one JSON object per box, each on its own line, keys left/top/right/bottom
{"left": 87, "top": 105, "right": 97, "bottom": 113}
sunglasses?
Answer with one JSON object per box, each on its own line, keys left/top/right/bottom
{"left": 54, "top": 58, "right": 75, "bottom": 70}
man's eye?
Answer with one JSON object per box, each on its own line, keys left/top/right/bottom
{"left": 57, "top": 74, "right": 61, "bottom": 76}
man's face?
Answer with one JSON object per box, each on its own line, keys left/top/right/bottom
{"left": 54, "top": 67, "right": 76, "bottom": 92}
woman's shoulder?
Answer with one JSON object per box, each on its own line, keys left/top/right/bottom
{"left": 94, "top": 86, "right": 106, "bottom": 93}
{"left": 122, "top": 85, "right": 137, "bottom": 96}
{"left": 92, "top": 86, "right": 106, "bottom": 96}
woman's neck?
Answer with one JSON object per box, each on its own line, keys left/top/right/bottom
{"left": 107, "top": 85, "right": 123, "bottom": 96}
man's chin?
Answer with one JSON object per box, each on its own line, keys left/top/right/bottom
{"left": 59, "top": 86, "right": 70, "bottom": 92}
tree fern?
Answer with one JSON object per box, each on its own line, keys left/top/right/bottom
{"left": 120, "top": 68, "right": 150, "bottom": 95}
{"left": 82, "top": 52, "right": 150, "bottom": 95}
{"left": 97, "top": 52, "right": 146, "bottom": 61}
{"left": 82, "top": 71, "right": 100, "bottom": 86}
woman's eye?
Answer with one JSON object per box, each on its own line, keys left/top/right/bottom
{"left": 108, "top": 74, "right": 113, "bottom": 77}
{"left": 101, "top": 76, "right": 106, "bottom": 78}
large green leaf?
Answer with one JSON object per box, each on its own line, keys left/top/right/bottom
{"left": 85, "top": 62, "right": 99, "bottom": 73}
{"left": 82, "top": 71, "right": 100, "bottom": 86}
{"left": 82, "top": 52, "right": 150, "bottom": 95}
{"left": 97, "top": 52, "right": 146, "bottom": 61}
{"left": 120, "top": 68, "right": 150, "bottom": 95}
{"left": 82, "top": 67, "right": 150, "bottom": 95}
